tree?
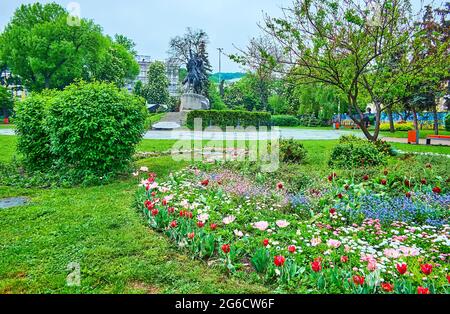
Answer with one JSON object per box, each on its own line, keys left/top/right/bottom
{"left": 142, "top": 61, "right": 170, "bottom": 105}
{"left": 88, "top": 36, "right": 139, "bottom": 87}
{"left": 232, "top": 36, "right": 282, "bottom": 111}
{"left": 0, "top": 3, "right": 138, "bottom": 91}
{"left": 169, "top": 28, "right": 211, "bottom": 97}
{"left": 239, "top": 0, "right": 447, "bottom": 141}
{"left": 0, "top": 86, "right": 13, "bottom": 119}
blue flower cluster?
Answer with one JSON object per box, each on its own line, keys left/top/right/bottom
{"left": 336, "top": 193, "right": 448, "bottom": 227}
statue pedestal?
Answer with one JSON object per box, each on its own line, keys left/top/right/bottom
{"left": 180, "top": 93, "right": 210, "bottom": 111}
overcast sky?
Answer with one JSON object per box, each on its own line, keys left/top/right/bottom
{"left": 0, "top": 0, "right": 294, "bottom": 72}
{"left": 0, "top": 0, "right": 434, "bottom": 73}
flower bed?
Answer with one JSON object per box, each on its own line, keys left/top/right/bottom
{"left": 135, "top": 165, "right": 449, "bottom": 294}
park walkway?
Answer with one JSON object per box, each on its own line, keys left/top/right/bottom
{"left": 0, "top": 128, "right": 449, "bottom": 146}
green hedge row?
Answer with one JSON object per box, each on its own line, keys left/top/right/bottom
{"left": 445, "top": 114, "right": 450, "bottom": 132}
{"left": 186, "top": 110, "right": 271, "bottom": 129}
{"left": 271, "top": 115, "right": 300, "bottom": 126}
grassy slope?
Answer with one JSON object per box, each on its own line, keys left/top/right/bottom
{"left": 0, "top": 136, "right": 267, "bottom": 294}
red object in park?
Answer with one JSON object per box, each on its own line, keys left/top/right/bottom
{"left": 335, "top": 122, "right": 340, "bottom": 129}
{"left": 3, "top": 117, "right": 9, "bottom": 124}
{"left": 407, "top": 130, "right": 417, "bottom": 144}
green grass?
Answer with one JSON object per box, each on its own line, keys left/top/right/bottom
{"left": 380, "top": 129, "right": 450, "bottom": 139}
{"left": 0, "top": 124, "right": 15, "bottom": 129}
{"left": 391, "top": 142, "right": 450, "bottom": 155}
{"left": 0, "top": 135, "right": 448, "bottom": 294}
{"left": 0, "top": 136, "right": 268, "bottom": 294}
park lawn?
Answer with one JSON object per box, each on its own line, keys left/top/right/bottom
{"left": 380, "top": 129, "right": 450, "bottom": 139}
{"left": 0, "top": 124, "right": 15, "bottom": 129}
{"left": 0, "top": 135, "right": 449, "bottom": 294}
{"left": 0, "top": 136, "right": 268, "bottom": 294}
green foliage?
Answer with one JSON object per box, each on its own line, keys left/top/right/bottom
{"left": 142, "top": 61, "right": 170, "bottom": 105}
{"left": 14, "top": 81, "right": 147, "bottom": 184}
{"left": 329, "top": 136, "right": 387, "bottom": 169}
{"left": 47, "top": 81, "right": 147, "bottom": 183}
{"left": 445, "top": 114, "right": 450, "bottom": 132}
{"left": 298, "top": 114, "right": 325, "bottom": 127}
{"left": 14, "top": 91, "right": 55, "bottom": 170}
{"left": 271, "top": 115, "right": 300, "bottom": 126}
{"left": 268, "top": 94, "right": 289, "bottom": 115}
{"left": 0, "top": 3, "right": 137, "bottom": 91}
{"left": 186, "top": 110, "right": 271, "bottom": 129}
{"left": 208, "top": 83, "right": 226, "bottom": 110}
{"left": 279, "top": 139, "right": 307, "bottom": 164}
{"left": 0, "top": 86, "right": 13, "bottom": 118}
{"left": 223, "top": 74, "right": 260, "bottom": 111}
{"left": 380, "top": 122, "right": 413, "bottom": 132}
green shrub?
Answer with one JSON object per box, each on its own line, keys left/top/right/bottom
{"left": 186, "top": 110, "right": 271, "bottom": 129}
{"left": 14, "top": 81, "right": 147, "bottom": 185}
{"left": 379, "top": 123, "right": 413, "bottom": 132}
{"left": 298, "top": 115, "right": 325, "bottom": 127}
{"left": 329, "top": 137, "right": 386, "bottom": 169}
{"left": 46, "top": 81, "right": 147, "bottom": 183}
{"left": 271, "top": 115, "right": 300, "bottom": 126}
{"left": 445, "top": 114, "right": 450, "bottom": 132}
{"left": 338, "top": 135, "right": 395, "bottom": 156}
{"left": 279, "top": 139, "right": 307, "bottom": 164}
{"left": 14, "top": 91, "right": 56, "bottom": 170}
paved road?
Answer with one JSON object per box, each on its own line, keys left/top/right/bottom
{"left": 0, "top": 127, "right": 362, "bottom": 140}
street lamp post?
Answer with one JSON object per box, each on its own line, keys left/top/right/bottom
{"left": 217, "top": 48, "right": 223, "bottom": 83}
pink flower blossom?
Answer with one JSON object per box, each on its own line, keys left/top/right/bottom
{"left": 252, "top": 221, "right": 269, "bottom": 231}
{"left": 327, "top": 239, "right": 342, "bottom": 249}
{"left": 311, "top": 237, "right": 322, "bottom": 247}
{"left": 276, "top": 220, "right": 290, "bottom": 228}
{"left": 223, "top": 215, "right": 236, "bottom": 225}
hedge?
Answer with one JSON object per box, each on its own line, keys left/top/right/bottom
{"left": 186, "top": 110, "right": 271, "bottom": 129}
{"left": 271, "top": 115, "right": 300, "bottom": 127}
{"left": 446, "top": 114, "right": 450, "bottom": 132}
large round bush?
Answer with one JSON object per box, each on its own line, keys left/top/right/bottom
{"left": 46, "top": 81, "right": 147, "bottom": 182}
{"left": 14, "top": 91, "right": 56, "bottom": 170}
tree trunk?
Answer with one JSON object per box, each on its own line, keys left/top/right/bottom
{"left": 432, "top": 104, "right": 439, "bottom": 135}
{"left": 412, "top": 109, "right": 420, "bottom": 145}
{"left": 387, "top": 108, "right": 395, "bottom": 133}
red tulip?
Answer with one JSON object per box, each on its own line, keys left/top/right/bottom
{"left": 446, "top": 275, "right": 450, "bottom": 284}
{"left": 162, "top": 199, "right": 167, "bottom": 206}
{"left": 179, "top": 210, "right": 185, "bottom": 217}
{"left": 432, "top": 187, "right": 442, "bottom": 194}
{"left": 201, "top": 179, "right": 209, "bottom": 187}
{"left": 210, "top": 223, "right": 217, "bottom": 231}
{"left": 311, "top": 261, "right": 322, "bottom": 272}
{"left": 185, "top": 211, "right": 193, "bottom": 219}
{"left": 341, "top": 256, "right": 349, "bottom": 263}
{"left": 168, "top": 207, "right": 175, "bottom": 214}
{"left": 288, "top": 245, "right": 296, "bottom": 253}
{"left": 197, "top": 221, "right": 205, "bottom": 228}
{"left": 405, "top": 192, "right": 412, "bottom": 198}
{"left": 337, "top": 193, "right": 343, "bottom": 199}
{"left": 417, "top": 286, "right": 430, "bottom": 294}
{"left": 404, "top": 179, "right": 411, "bottom": 187}
{"left": 421, "top": 179, "right": 427, "bottom": 185}
{"left": 274, "top": 255, "right": 286, "bottom": 267}
{"left": 330, "top": 208, "right": 336, "bottom": 215}
{"left": 188, "top": 232, "right": 195, "bottom": 240}
{"left": 263, "top": 239, "right": 269, "bottom": 247}
{"left": 396, "top": 263, "right": 407, "bottom": 275}
{"left": 221, "top": 244, "right": 230, "bottom": 254}
{"left": 381, "top": 179, "right": 387, "bottom": 186}
{"left": 328, "top": 173, "right": 337, "bottom": 182}
{"left": 151, "top": 192, "right": 156, "bottom": 197}
{"left": 420, "top": 264, "right": 433, "bottom": 276}
{"left": 151, "top": 209, "right": 159, "bottom": 216}
{"left": 363, "top": 175, "right": 369, "bottom": 181}
{"left": 383, "top": 169, "right": 389, "bottom": 175}
{"left": 170, "top": 220, "right": 177, "bottom": 228}
{"left": 381, "top": 283, "right": 394, "bottom": 293}
{"left": 276, "top": 182, "right": 284, "bottom": 190}
{"left": 352, "top": 275, "right": 365, "bottom": 286}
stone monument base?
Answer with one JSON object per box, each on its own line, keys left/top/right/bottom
{"left": 180, "top": 93, "right": 210, "bottom": 111}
